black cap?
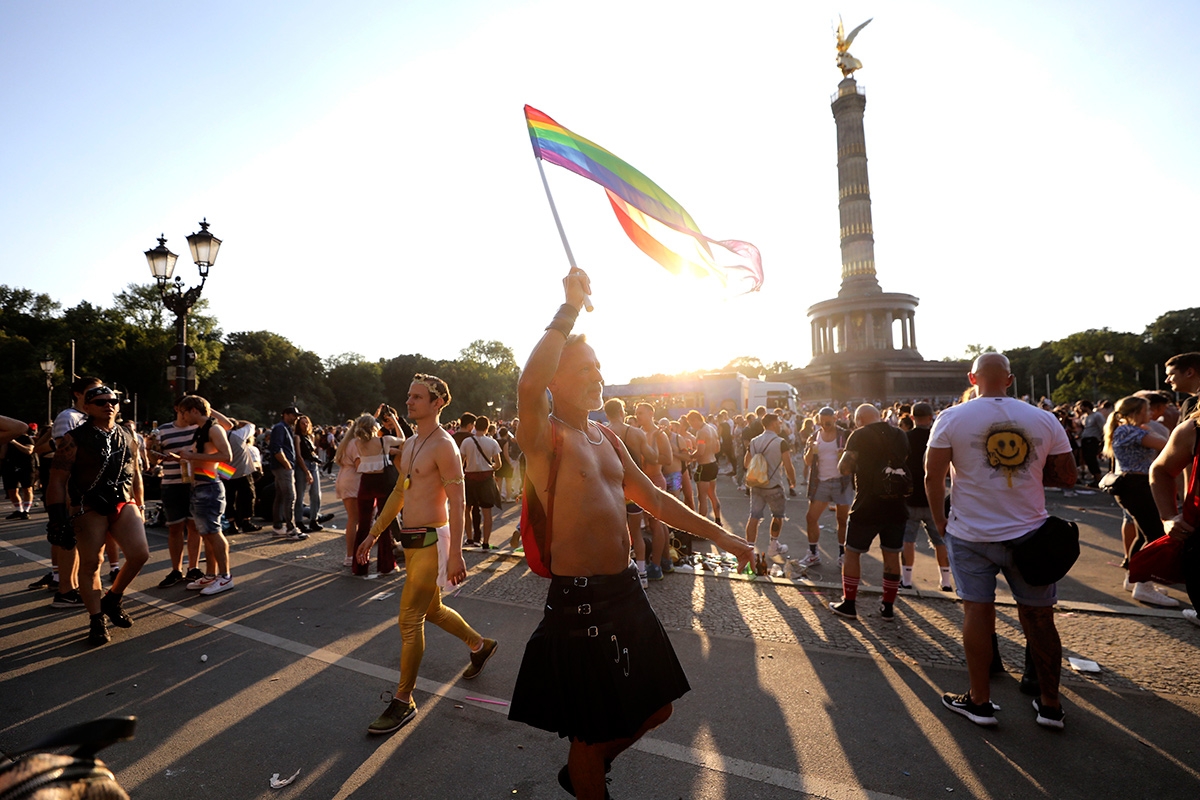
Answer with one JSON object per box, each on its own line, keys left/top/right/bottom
{"left": 282, "top": 406, "right": 301, "bottom": 416}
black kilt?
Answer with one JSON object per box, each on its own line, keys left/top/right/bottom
{"left": 508, "top": 565, "right": 690, "bottom": 744}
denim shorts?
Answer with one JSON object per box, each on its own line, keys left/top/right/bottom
{"left": 749, "top": 485, "right": 787, "bottom": 520}
{"left": 945, "top": 532, "right": 1057, "bottom": 607}
{"left": 903, "top": 505, "right": 945, "bottom": 547}
{"left": 191, "top": 480, "right": 226, "bottom": 535}
{"left": 162, "top": 483, "right": 192, "bottom": 526}
{"left": 810, "top": 477, "right": 853, "bottom": 506}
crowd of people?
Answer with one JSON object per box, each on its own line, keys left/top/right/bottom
{"left": 2, "top": 276, "right": 1198, "bottom": 796}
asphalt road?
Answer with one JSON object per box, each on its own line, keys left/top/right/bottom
{"left": 2, "top": 469, "right": 1199, "bottom": 799}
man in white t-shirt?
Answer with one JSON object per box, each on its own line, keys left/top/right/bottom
{"left": 460, "top": 416, "right": 502, "bottom": 548}
{"left": 925, "top": 353, "right": 1077, "bottom": 731}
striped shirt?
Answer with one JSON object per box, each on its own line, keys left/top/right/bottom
{"left": 155, "top": 422, "right": 197, "bottom": 485}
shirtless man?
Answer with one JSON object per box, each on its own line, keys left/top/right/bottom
{"left": 604, "top": 398, "right": 654, "bottom": 585}
{"left": 687, "top": 409, "right": 722, "bottom": 525}
{"left": 45, "top": 385, "right": 150, "bottom": 645}
{"left": 360, "top": 373, "right": 496, "bottom": 735}
{"left": 637, "top": 402, "right": 674, "bottom": 576}
{"left": 661, "top": 419, "right": 684, "bottom": 500}
{"left": 508, "top": 268, "right": 752, "bottom": 800}
{"left": 172, "top": 396, "right": 235, "bottom": 595}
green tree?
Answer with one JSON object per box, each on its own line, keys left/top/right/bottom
{"left": 206, "top": 331, "right": 333, "bottom": 423}
{"left": 1142, "top": 307, "right": 1200, "bottom": 371}
{"left": 723, "top": 356, "right": 765, "bottom": 375}
{"left": 1050, "top": 329, "right": 1143, "bottom": 404}
{"left": 1007, "top": 343, "right": 1063, "bottom": 402}
{"left": 328, "top": 358, "right": 385, "bottom": 421}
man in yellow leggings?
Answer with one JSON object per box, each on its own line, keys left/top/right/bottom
{"left": 358, "top": 373, "right": 498, "bottom": 735}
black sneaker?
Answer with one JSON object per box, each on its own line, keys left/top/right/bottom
{"left": 100, "top": 592, "right": 133, "bottom": 628}
{"left": 830, "top": 599, "right": 857, "bottom": 619}
{"left": 6, "top": 510, "right": 22, "bottom": 519}
{"left": 942, "top": 691, "right": 999, "bottom": 726}
{"left": 899, "top": 580, "right": 913, "bottom": 590}
{"left": 463, "top": 639, "right": 498, "bottom": 679}
{"left": 158, "top": 569, "right": 185, "bottom": 588}
{"left": 367, "top": 697, "right": 417, "bottom": 735}
{"left": 51, "top": 589, "right": 84, "bottom": 609}
{"left": 29, "top": 571, "right": 58, "bottom": 591}
{"left": 1032, "top": 699, "right": 1065, "bottom": 730}
{"left": 107, "top": 567, "right": 120, "bottom": 584}
{"left": 239, "top": 522, "right": 263, "bottom": 533}
{"left": 879, "top": 601, "right": 895, "bottom": 621}
{"left": 88, "top": 613, "right": 110, "bottom": 646}
{"left": 184, "top": 568, "right": 205, "bottom": 582}
{"left": 316, "top": 512, "right": 335, "bottom": 524}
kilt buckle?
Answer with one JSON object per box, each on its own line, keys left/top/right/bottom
{"left": 577, "top": 603, "right": 591, "bottom": 615}
{"left": 586, "top": 626, "right": 599, "bottom": 637}
{"left": 572, "top": 577, "right": 589, "bottom": 587}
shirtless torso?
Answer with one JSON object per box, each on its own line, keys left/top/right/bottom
{"left": 398, "top": 426, "right": 460, "bottom": 530}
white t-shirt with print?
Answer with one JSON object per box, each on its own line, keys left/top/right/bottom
{"left": 928, "top": 396, "right": 1071, "bottom": 543}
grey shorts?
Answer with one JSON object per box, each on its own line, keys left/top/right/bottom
{"left": 749, "top": 485, "right": 786, "bottom": 520}
{"left": 191, "top": 480, "right": 226, "bottom": 535}
{"left": 945, "top": 532, "right": 1057, "bottom": 607}
{"left": 810, "top": 478, "right": 852, "bottom": 506}
{"left": 903, "top": 505, "right": 945, "bottom": 547}
{"left": 162, "top": 483, "right": 192, "bottom": 526}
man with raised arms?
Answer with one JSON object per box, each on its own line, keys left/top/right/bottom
{"left": 360, "top": 373, "right": 497, "bottom": 735}
{"left": 508, "top": 268, "right": 752, "bottom": 800}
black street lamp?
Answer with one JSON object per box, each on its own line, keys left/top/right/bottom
{"left": 146, "top": 219, "right": 221, "bottom": 400}
{"left": 39, "top": 355, "right": 55, "bottom": 427}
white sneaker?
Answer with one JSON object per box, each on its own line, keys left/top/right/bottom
{"left": 200, "top": 574, "right": 234, "bottom": 595}
{"left": 1131, "top": 582, "right": 1180, "bottom": 607}
{"left": 271, "top": 526, "right": 288, "bottom": 538}
{"left": 776, "top": 542, "right": 788, "bottom": 555}
{"left": 798, "top": 552, "right": 821, "bottom": 568}
{"left": 187, "top": 574, "right": 216, "bottom": 591}
{"left": 1123, "top": 574, "right": 1134, "bottom": 592}
{"left": 1183, "top": 609, "right": 1199, "bottom": 627}
{"left": 767, "top": 540, "right": 779, "bottom": 558}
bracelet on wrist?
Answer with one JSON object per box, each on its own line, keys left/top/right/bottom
{"left": 545, "top": 303, "right": 579, "bottom": 337}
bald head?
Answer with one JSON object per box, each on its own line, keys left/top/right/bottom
{"left": 969, "top": 352, "right": 1013, "bottom": 397}
{"left": 854, "top": 404, "right": 881, "bottom": 426}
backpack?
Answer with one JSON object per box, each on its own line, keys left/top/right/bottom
{"left": 519, "top": 419, "right": 621, "bottom": 578}
{"left": 0, "top": 717, "right": 135, "bottom": 800}
{"left": 874, "top": 425, "right": 913, "bottom": 500}
{"left": 744, "top": 433, "right": 781, "bottom": 489}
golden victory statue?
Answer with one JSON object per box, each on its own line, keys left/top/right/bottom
{"left": 836, "top": 16, "right": 872, "bottom": 77}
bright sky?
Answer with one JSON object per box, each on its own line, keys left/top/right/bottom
{"left": 3, "top": 1, "right": 1197, "bottom": 384}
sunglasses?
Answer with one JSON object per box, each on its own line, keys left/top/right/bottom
{"left": 90, "top": 398, "right": 119, "bottom": 407}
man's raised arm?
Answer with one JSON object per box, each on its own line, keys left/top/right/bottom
{"left": 516, "top": 268, "right": 591, "bottom": 458}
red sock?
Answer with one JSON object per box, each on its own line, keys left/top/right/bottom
{"left": 882, "top": 573, "right": 901, "bottom": 604}
{"left": 842, "top": 574, "right": 860, "bottom": 601}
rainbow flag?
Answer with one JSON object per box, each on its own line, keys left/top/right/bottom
{"left": 524, "top": 105, "right": 763, "bottom": 292}
{"left": 195, "top": 462, "right": 236, "bottom": 480}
